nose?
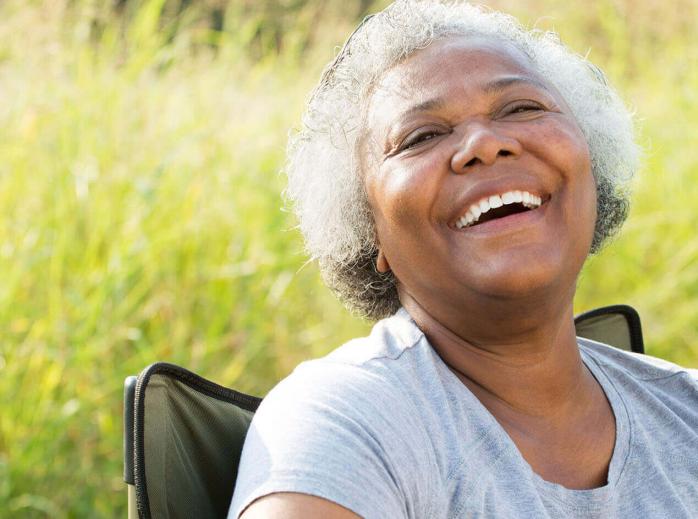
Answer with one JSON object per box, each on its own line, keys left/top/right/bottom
{"left": 450, "top": 123, "right": 522, "bottom": 172}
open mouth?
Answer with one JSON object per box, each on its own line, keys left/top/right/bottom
{"left": 476, "top": 202, "right": 531, "bottom": 225}
{"left": 455, "top": 191, "right": 545, "bottom": 229}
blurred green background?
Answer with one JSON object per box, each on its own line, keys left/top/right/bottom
{"left": 0, "top": 0, "right": 696, "bottom": 516}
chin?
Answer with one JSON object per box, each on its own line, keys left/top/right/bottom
{"left": 467, "top": 247, "right": 581, "bottom": 301}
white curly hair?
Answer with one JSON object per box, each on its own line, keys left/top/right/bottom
{"left": 285, "top": 0, "right": 639, "bottom": 320}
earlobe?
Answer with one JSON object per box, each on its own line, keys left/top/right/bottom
{"left": 376, "top": 249, "right": 391, "bottom": 273}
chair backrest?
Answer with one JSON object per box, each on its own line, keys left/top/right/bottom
{"left": 124, "top": 363, "right": 262, "bottom": 519}
{"left": 574, "top": 304, "right": 644, "bottom": 354}
{"left": 123, "top": 304, "right": 644, "bottom": 518}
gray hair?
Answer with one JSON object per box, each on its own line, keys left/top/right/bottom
{"left": 285, "top": 0, "right": 639, "bottom": 320}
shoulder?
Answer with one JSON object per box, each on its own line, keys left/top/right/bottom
{"left": 266, "top": 308, "right": 428, "bottom": 409}
{"left": 229, "top": 310, "right": 437, "bottom": 518}
{"left": 578, "top": 337, "right": 698, "bottom": 383}
{"left": 248, "top": 309, "right": 438, "bottom": 455}
{"left": 323, "top": 307, "right": 425, "bottom": 366}
{"left": 579, "top": 338, "right": 698, "bottom": 418}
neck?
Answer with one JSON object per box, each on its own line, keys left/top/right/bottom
{"left": 400, "top": 290, "right": 596, "bottom": 420}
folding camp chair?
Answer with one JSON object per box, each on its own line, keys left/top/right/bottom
{"left": 123, "top": 304, "right": 644, "bottom": 519}
{"left": 574, "top": 304, "right": 644, "bottom": 355}
{"left": 123, "top": 363, "right": 262, "bottom": 519}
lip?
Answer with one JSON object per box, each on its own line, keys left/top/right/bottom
{"left": 455, "top": 196, "right": 550, "bottom": 235}
{"left": 449, "top": 177, "right": 550, "bottom": 228}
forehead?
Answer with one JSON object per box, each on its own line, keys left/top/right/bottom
{"left": 366, "top": 36, "right": 555, "bottom": 126}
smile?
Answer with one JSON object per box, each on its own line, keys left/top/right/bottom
{"left": 455, "top": 190, "right": 543, "bottom": 229}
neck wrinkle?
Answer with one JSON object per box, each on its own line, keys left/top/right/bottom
{"left": 401, "top": 292, "right": 594, "bottom": 419}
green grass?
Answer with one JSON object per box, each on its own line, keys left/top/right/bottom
{"left": 0, "top": 0, "right": 696, "bottom": 516}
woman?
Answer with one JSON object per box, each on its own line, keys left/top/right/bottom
{"left": 229, "top": 1, "right": 698, "bottom": 517}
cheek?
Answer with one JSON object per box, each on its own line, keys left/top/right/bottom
{"left": 577, "top": 170, "right": 598, "bottom": 249}
{"left": 534, "top": 120, "right": 594, "bottom": 198}
{"left": 561, "top": 131, "right": 597, "bottom": 246}
{"left": 566, "top": 135, "right": 596, "bottom": 223}
{"left": 530, "top": 119, "right": 596, "bottom": 239}
{"left": 368, "top": 154, "right": 447, "bottom": 229}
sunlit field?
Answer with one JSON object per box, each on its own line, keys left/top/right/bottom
{"left": 1, "top": 0, "right": 696, "bottom": 516}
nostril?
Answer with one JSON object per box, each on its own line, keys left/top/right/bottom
{"left": 464, "top": 157, "right": 480, "bottom": 167}
{"left": 498, "top": 150, "right": 513, "bottom": 157}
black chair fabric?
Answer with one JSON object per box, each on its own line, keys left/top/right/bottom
{"left": 574, "top": 304, "right": 644, "bottom": 354}
{"left": 130, "top": 363, "right": 262, "bottom": 519}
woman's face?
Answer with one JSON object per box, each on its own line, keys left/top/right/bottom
{"left": 363, "top": 37, "right": 597, "bottom": 312}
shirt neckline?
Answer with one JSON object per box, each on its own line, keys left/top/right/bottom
{"left": 393, "top": 308, "right": 632, "bottom": 508}
{"left": 527, "top": 347, "right": 632, "bottom": 508}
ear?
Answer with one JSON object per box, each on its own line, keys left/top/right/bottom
{"left": 376, "top": 249, "right": 391, "bottom": 273}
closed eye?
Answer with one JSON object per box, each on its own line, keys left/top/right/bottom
{"left": 501, "top": 101, "right": 546, "bottom": 118}
{"left": 512, "top": 104, "right": 541, "bottom": 112}
{"left": 400, "top": 129, "right": 446, "bottom": 151}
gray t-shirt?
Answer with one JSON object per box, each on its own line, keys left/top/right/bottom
{"left": 228, "top": 308, "right": 698, "bottom": 518}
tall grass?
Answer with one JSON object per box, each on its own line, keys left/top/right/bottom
{"left": 0, "top": 0, "right": 696, "bottom": 516}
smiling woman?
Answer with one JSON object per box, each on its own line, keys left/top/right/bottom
{"left": 228, "top": 1, "right": 698, "bottom": 518}
{"left": 286, "top": 1, "right": 636, "bottom": 321}
{"left": 366, "top": 37, "right": 597, "bottom": 309}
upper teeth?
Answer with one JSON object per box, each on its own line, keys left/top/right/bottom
{"left": 456, "top": 190, "right": 543, "bottom": 229}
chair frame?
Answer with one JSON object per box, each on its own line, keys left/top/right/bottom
{"left": 124, "top": 363, "right": 262, "bottom": 519}
{"left": 574, "top": 303, "right": 644, "bottom": 354}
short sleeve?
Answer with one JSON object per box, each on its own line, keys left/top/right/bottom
{"left": 227, "top": 360, "right": 417, "bottom": 519}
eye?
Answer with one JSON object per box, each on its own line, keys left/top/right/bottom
{"left": 502, "top": 101, "right": 546, "bottom": 117}
{"left": 400, "top": 129, "right": 445, "bottom": 151}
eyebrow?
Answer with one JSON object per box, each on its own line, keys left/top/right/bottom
{"left": 397, "top": 75, "right": 551, "bottom": 120}
{"left": 483, "top": 75, "right": 550, "bottom": 95}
